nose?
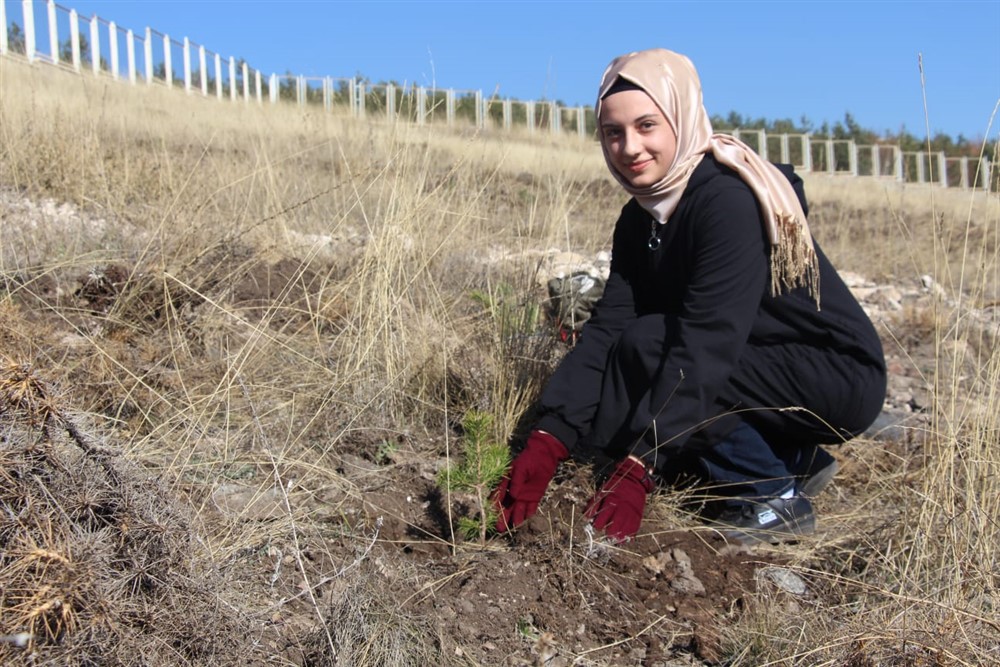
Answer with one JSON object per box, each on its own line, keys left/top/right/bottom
{"left": 621, "top": 128, "right": 642, "bottom": 157}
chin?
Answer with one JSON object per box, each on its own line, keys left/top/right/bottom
{"left": 627, "top": 175, "right": 657, "bottom": 188}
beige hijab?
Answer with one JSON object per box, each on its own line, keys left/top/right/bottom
{"left": 596, "top": 48, "right": 819, "bottom": 300}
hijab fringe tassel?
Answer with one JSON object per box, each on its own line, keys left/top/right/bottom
{"left": 771, "top": 211, "right": 821, "bottom": 308}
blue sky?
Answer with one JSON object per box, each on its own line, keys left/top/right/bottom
{"left": 7, "top": 0, "right": 1000, "bottom": 140}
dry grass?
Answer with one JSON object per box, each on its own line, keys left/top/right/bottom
{"left": 2, "top": 54, "right": 1000, "bottom": 666}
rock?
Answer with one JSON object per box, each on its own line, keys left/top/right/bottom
{"left": 670, "top": 568, "right": 706, "bottom": 596}
{"left": 669, "top": 547, "right": 692, "bottom": 568}
{"left": 643, "top": 548, "right": 705, "bottom": 595}
{"left": 869, "top": 286, "right": 903, "bottom": 310}
{"left": 840, "top": 271, "right": 875, "bottom": 288}
{"left": 759, "top": 567, "right": 808, "bottom": 595}
{"left": 642, "top": 552, "right": 670, "bottom": 576}
{"left": 865, "top": 410, "right": 912, "bottom": 442}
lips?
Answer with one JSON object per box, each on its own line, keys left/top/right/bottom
{"left": 627, "top": 159, "right": 652, "bottom": 173}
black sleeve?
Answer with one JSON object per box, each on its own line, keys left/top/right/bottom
{"left": 535, "top": 206, "right": 639, "bottom": 449}
{"left": 627, "top": 185, "right": 769, "bottom": 469}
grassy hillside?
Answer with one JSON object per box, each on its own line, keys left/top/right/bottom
{"left": 2, "top": 56, "right": 999, "bottom": 666}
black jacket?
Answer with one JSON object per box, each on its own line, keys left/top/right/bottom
{"left": 536, "top": 155, "right": 885, "bottom": 454}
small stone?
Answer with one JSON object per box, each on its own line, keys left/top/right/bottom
{"left": 670, "top": 548, "right": 692, "bottom": 568}
{"left": 669, "top": 570, "right": 706, "bottom": 595}
{"left": 760, "top": 566, "right": 808, "bottom": 595}
{"left": 642, "top": 552, "right": 670, "bottom": 575}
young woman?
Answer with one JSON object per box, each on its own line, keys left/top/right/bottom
{"left": 492, "top": 49, "right": 886, "bottom": 544}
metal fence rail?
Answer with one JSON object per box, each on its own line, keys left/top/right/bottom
{"left": 2, "top": 0, "right": 995, "bottom": 192}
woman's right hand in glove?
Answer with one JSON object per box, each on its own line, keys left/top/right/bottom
{"left": 492, "top": 430, "right": 569, "bottom": 533}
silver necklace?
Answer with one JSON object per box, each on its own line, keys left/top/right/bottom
{"left": 647, "top": 218, "right": 662, "bottom": 251}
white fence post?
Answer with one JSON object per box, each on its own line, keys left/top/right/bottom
{"left": 90, "top": 15, "right": 99, "bottom": 75}
{"left": 550, "top": 102, "right": 559, "bottom": 134}
{"left": 960, "top": 157, "right": 969, "bottom": 189}
{"left": 475, "top": 90, "right": 483, "bottom": 128}
{"left": 322, "top": 76, "right": 330, "bottom": 111}
{"left": 108, "top": 22, "right": 118, "bottom": 79}
{"left": 183, "top": 37, "right": 191, "bottom": 92}
{"left": 982, "top": 159, "right": 991, "bottom": 192}
{"left": 162, "top": 33, "right": 171, "bottom": 85}
{"left": 446, "top": 89, "right": 455, "bottom": 126}
{"left": 143, "top": 28, "right": 152, "bottom": 83}
{"left": 47, "top": 0, "right": 58, "bottom": 64}
{"left": 802, "top": 135, "right": 812, "bottom": 171}
{"left": 416, "top": 86, "right": 426, "bottom": 125}
{"left": 526, "top": 101, "right": 535, "bottom": 134}
{"left": 214, "top": 53, "right": 222, "bottom": 98}
{"left": 127, "top": 30, "right": 136, "bottom": 84}
{"left": 23, "top": 0, "right": 36, "bottom": 63}
{"left": 848, "top": 140, "right": 858, "bottom": 176}
{"left": 255, "top": 70, "right": 262, "bottom": 104}
{"left": 198, "top": 45, "right": 207, "bottom": 95}
{"left": 503, "top": 99, "right": 511, "bottom": 130}
{"left": 0, "top": 0, "right": 8, "bottom": 56}
{"left": 577, "top": 107, "right": 585, "bottom": 138}
{"left": 269, "top": 73, "right": 277, "bottom": 104}
{"left": 871, "top": 145, "right": 880, "bottom": 177}
{"left": 938, "top": 152, "right": 947, "bottom": 187}
{"left": 70, "top": 11, "right": 81, "bottom": 72}
{"left": 386, "top": 83, "right": 396, "bottom": 119}
{"left": 229, "top": 56, "right": 237, "bottom": 101}
{"left": 894, "top": 146, "right": 902, "bottom": 181}
{"left": 242, "top": 62, "right": 249, "bottom": 102}
{"left": 356, "top": 79, "right": 364, "bottom": 116}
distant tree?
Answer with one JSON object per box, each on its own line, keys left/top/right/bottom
{"left": 7, "top": 22, "right": 25, "bottom": 54}
{"left": 58, "top": 33, "right": 90, "bottom": 63}
{"left": 770, "top": 117, "right": 799, "bottom": 134}
{"left": 152, "top": 61, "right": 183, "bottom": 85}
{"left": 233, "top": 57, "right": 248, "bottom": 93}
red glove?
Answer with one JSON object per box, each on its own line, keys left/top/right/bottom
{"left": 585, "top": 456, "right": 656, "bottom": 542}
{"left": 493, "top": 430, "right": 569, "bottom": 533}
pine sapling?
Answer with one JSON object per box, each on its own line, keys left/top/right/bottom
{"left": 437, "top": 410, "right": 511, "bottom": 545}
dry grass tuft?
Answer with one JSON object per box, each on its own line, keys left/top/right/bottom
{"left": 299, "top": 563, "right": 442, "bottom": 666}
{"left": 0, "top": 360, "right": 262, "bottom": 665}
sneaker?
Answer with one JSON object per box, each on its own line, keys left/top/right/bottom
{"left": 788, "top": 446, "right": 838, "bottom": 498}
{"left": 711, "top": 495, "right": 816, "bottom": 545}
{"left": 798, "top": 457, "right": 838, "bottom": 498}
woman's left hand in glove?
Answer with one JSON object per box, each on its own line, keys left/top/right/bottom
{"left": 584, "top": 455, "right": 656, "bottom": 542}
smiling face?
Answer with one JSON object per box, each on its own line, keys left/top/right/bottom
{"left": 599, "top": 89, "right": 678, "bottom": 188}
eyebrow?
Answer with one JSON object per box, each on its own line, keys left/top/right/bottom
{"left": 600, "top": 113, "right": 661, "bottom": 128}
